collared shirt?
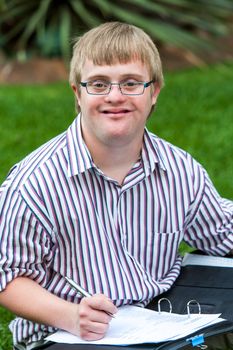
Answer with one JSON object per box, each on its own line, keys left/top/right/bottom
{"left": 0, "top": 114, "right": 233, "bottom": 347}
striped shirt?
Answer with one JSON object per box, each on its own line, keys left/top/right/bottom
{"left": 0, "top": 114, "right": 233, "bottom": 347}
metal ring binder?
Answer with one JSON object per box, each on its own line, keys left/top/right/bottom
{"left": 158, "top": 298, "right": 173, "bottom": 314}
{"left": 187, "top": 299, "right": 201, "bottom": 317}
{"left": 158, "top": 298, "right": 202, "bottom": 318}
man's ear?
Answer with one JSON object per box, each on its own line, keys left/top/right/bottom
{"left": 152, "top": 83, "right": 160, "bottom": 106}
{"left": 71, "top": 84, "right": 81, "bottom": 106}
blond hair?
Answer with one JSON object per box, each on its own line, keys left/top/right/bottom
{"left": 69, "top": 22, "right": 164, "bottom": 111}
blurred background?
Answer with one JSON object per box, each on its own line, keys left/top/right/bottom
{"left": 0, "top": 0, "right": 233, "bottom": 82}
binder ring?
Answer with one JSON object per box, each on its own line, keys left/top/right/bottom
{"left": 187, "top": 300, "right": 201, "bottom": 318}
{"left": 158, "top": 298, "right": 172, "bottom": 314}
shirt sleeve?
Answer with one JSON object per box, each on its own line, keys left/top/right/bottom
{"left": 0, "top": 186, "right": 55, "bottom": 292}
{"left": 184, "top": 158, "right": 233, "bottom": 255}
{"left": 0, "top": 163, "right": 20, "bottom": 198}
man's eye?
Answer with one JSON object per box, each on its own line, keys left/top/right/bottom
{"left": 123, "top": 81, "right": 139, "bottom": 87}
{"left": 91, "top": 81, "right": 108, "bottom": 88}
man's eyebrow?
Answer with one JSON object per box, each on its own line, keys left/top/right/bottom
{"left": 119, "top": 74, "right": 146, "bottom": 80}
{"left": 83, "top": 73, "right": 146, "bottom": 81}
{"left": 84, "top": 75, "right": 109, "bottom": 81}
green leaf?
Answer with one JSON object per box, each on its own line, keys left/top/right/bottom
{"left": 59, "top": 5, "right": 71, "bottom": 59}
{"left": 92, "top": 0, "right": 213, "bottom": 51}
{"left": 123, "top": 0, "right": 171, "bottom": 16}
{"left": 0, "top": 0, "right": 7, "bottom": 11}
{"left": 0, "top": 17, "right": 28, "bottom": 45}
{"left": 69, "top": 0, "right": 101, "bottom": 27}
{"left": 0, "top": 1, "right": 35, "bottom": 23}
{"left": 38, "top": 17, "right": 58, "bottom": 56}
{"left": 20, "top": 0, "right": 51, "bottom": 45}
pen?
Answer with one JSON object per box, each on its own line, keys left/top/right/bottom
{"left": 65, "top": 277, "right": 91, "bottom": 297}
{"left": 65, "top": 276, "right": 115, "bottom": 318}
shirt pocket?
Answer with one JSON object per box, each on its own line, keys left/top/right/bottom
{"left": 139, "top": 230, "right": 182, "bottom": 281}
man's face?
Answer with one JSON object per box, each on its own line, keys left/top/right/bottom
{"left": 72, "top": 60, "right": 160, "bottom": 149}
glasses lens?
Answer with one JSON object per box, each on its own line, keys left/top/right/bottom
{"left": 87, "top": 81, "right": 109, "bottom": 94}
{"left": 121, "top": 82, "right": 144, "bottom": 95}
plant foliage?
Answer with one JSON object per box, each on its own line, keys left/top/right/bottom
{"left": 0, "top": 0, "right": 233, "bottom": 59}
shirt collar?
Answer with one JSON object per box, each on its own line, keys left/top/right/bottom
{"left": 141, "top": 128, "right": 167, "bottom": 176}
{"left": 67, "top": 114, "right": 94, "bottom": 177}
{"left": 67, "top": 115, "right": 167, "bottom": 177}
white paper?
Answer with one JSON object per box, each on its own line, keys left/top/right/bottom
{"left": 46, "top": 305, "right": 223, "bottom": 345}
{"left": 182, "top": 253, "right": 233, "bottom": 268}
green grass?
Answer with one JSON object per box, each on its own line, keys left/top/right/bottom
{"left": 147, "top": 62, "right": 233, "bottom": 198}
{"left": 0, "top": 307, "right": 14, "bottom": 350}
{"left": 0, "top": 82, "right": 75, "bottom": 184}
{"left": 0, "top": 62, "right": 233, "bottom": 349}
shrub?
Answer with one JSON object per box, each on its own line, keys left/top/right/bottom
{"left": 0, "top": 0, "right": 233, "bottom": 60}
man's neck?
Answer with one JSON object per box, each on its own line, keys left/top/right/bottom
{"left": 88, "top": 139, "right": 143, "bottom": 185}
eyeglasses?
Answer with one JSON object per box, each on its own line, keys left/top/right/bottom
{"left": 80, "top": 80, "right": 154, "bottom": 95}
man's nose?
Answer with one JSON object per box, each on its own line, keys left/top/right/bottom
{"left": 105, "top": 83, "right": 126, "bottom": 100}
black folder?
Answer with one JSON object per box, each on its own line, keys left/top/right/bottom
{"left": 45, "top": 253, "right": 233, "bottom": 350}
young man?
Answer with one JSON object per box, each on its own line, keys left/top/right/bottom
{"left": 0, "top": 22, "right": 232, "bottom": 350}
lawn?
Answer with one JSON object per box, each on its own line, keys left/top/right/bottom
{"left": 0, "top": 61, "right": 233, "bottom": 349}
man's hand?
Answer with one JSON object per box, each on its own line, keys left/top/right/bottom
{"left": 77, "top": 294, "right": 117, "bottom": 341}
{"left": 0, "top": 277, "right": 117, "bottom": 342}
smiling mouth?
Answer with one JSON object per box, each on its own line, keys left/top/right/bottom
{"left": 102, "top": 109, "right": 131, "bottom": 114}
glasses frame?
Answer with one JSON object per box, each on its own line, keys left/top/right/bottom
{"left": 80, "top": 80, "right": 155, "bottom": 95}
